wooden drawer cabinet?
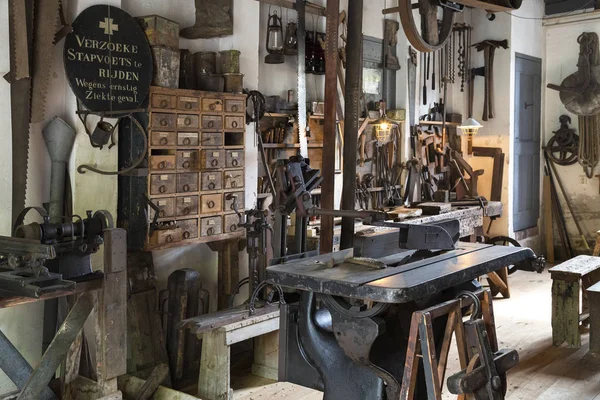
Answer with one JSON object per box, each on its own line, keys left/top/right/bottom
{"left": 225, "top": 99, "right": 244, "bottom": 113}
{"left": 201, "top": 98, "right": 223, "bottom": 112}
{"left": 200, "top": 194, "right": 222, "bottom": 213}
{"left": 150, "top": 174, "right": 176, "bottom": 195}
{"left": 224, "top": 170, "right": 243, "bottom": 189}
{"left": 152, "top": 113, "right": 176, "bottom": 130}
{"left": 151, "top": 131, "right": 176, "bottom": 146}
{"left": 151, "top": 94, "right": 176, "bottom": 109}
{"left": 224, "top": 214, "right": 242, "bottom": 233}
{"left": 178, "top": 96, "right": 199, "bottom": 111}
{"left": 178, "top": 132, "right": 199, "bottom": 146}
{"left": 179, "top": 219, "right": 199, "bottom": 240}
{"left": 226, "top": 150, "right": 244, "bottom": 168}
{"left": 145, "top": 87, "right": 246, "bottom": 250}
{"left": 177, "top": 173, "right": 198, "bottom": 193}
{"left": 177, "top": 150, "right": 198, "bottom": 171}
{"left": 201, "top": 172, "right": 222, "bottom": 191}
{"left": 176, "top": 196, "right": 199, "bottom": 217}
{"left": 200, "top": 216, "right": 222, "bottom": 237}
{"left": 225, "top": 115, "right": 244, "bottom": 130}
{"left": 201, "top": 132, "right": 222, "bottom": 147}
{"left": 202, "top": 115, "right": 223, "bottom": 130}
{"left": 150, "top": 155, "right": 176, "bottom": 171}
{"left": 177, "top": 114, "right": 200, "bottom": 129}
{"left": 201, "top": 150, "right": 224, "bottom": 169}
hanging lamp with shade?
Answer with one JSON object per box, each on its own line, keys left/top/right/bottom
{"left": 265, "top": 8, "right": 285, "bottom": 64}
{"left": 459, "top": 117, "right": 483, "bottom": 155}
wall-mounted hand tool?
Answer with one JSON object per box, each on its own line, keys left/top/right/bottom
{"left": 472, "top": 39, "right": 509, "bottom": 121}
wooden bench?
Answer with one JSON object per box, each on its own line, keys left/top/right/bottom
{"left": 179, "top": 304, "right": 280, "bottom": 400}
{"left": 587, "top": 282, "right": 600, "bottom": 354}
{"left": 550, "top": 255, "right": 600, "bottom": 348}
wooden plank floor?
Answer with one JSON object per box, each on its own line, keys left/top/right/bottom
{"left": 232, "top": 269, "right": 600, "bottom": 399}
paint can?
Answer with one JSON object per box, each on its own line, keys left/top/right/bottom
{"left": 152, "top": 46, "right": 180, "bottom": 89}
{"left": 194, "top": 51, "right": 217, "bottom": 74}
{"left": 197, "top": 73, "right": 224, "bottom": 92}
{"left": 223, "top": 73, "right": 244, "bottom": 93}
{"left": 219, "top": 50, "right": 241, "bottom": 73}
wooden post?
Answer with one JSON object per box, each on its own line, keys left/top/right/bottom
{"left": 544, "top": 175, "right": 555, "bottom": 263}
{"left": 588, "top": 283, "right": 600, "bottom": 354}
{"left": 198, "top": 330, "right": 231, "bottom": 400}
{"left": 552, "top": 277, "right": 581, "bottom": 347}
{"left": 252, "top": 331, "right": 279, "bottom": 380}
{"left": 208, "top": 239, "right": 241, "bottom": 310}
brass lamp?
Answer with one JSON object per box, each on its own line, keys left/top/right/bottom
{"left": 372, "top": 101, "right": 397, "bottom": 142}
{"left": 265, "top": 10, "right": 285, "bottom": 64}
{"left": 459, "top": 117, "right": 483, "bottom": 155}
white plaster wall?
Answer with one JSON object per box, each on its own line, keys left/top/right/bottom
{"left": 544, "top": 15, "right": 600, "bottom": 253}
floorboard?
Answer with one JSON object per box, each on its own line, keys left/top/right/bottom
{"left": 232, "top": 269, "right": 600, "bottom": 399}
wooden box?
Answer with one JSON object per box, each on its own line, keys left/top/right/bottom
{"left": 226, "top": 150, "right": 244, "bottom": 168}
{"left": 151, "top": 93, "right": 177, "bottom": 109}
{"left": 176, "top": 196, "right": 199, "bottom": 217}
{"left": 150, "top": 173, "right": 176, "bottom": 195}
{"left": 225, "top": 99, "right": 244, "bottom": 113}
{"left": 177, "top": 173, "right": 199, "bottom": 193}
{"left": 151, "top": 131, "right": 176, "bottom": 146}
{"left": 155, "top": 197, "right": 175, "bottom": 218}
{"left": 178, "top": 96, "right": 200, "bottom": 111}
{"left": 224, "top": 192, "right": 244, "bottom": 212}
{"left": 201, "top": 150, "right": 224, "bottom": 169}
{"left": 177, "top": 114, "right": 200, "bottom": 129}
{"left": 224, "top": 115, "right": 244, "bottom": 130}
{"left": 200, "top": 216, "right": 222, "bottom": 237}
{"left": 150, "top": 155, "right": 176, "bottom": 171}
{"left": 224, "top": 214, "right": 242, "bottom": 233}
{"left": 201, "top": 132, "right": 222, "bottom": 147}
{"left": 201, "top": 172, "right": 222, "bottom": 191}
{"left": 149, "top": 227, "right": 183, "bottom": 247}
{"left": 178, "top": 132, "right": 199, "bottom": 146}
{"left": 178, "top": 219, "right": 199, "bottom": 240}
{"left": 200, "top": 194, "right": 222, "bottom": 213}
{"left": 201, "top": 98, "right": 223, "bottom": 112}
{"left": 224, "top": 170, "right": 243, "bottom": 189}
{"left": 202, "top": 115, "right": 223, "bottom": 130}
{"left": 152, "top": 113, "right": 176, "bottom": 130}
{"left": 177, "top": 150, "right": 199, "bottom": 171}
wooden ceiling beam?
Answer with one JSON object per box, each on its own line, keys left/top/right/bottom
{"left": 255, "top": 0, "right": 327, "bottom": 16}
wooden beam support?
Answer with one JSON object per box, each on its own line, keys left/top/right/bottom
{"left": 319, "top": 0, "right": 340, "bottom": 254}
{"left": 255, "top": 0, "right": 326, "bottom": 16}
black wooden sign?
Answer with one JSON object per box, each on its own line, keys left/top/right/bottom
{"left": 64, "top": 5, "right": 153, "bottom": 114}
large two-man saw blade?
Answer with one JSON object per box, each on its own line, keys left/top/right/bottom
{"left": 297, "top": 0, "right": 308, "bottom": 158}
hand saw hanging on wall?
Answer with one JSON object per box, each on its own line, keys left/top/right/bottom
{"left": 296, "top": 0, "right": 308, "bottom": 158}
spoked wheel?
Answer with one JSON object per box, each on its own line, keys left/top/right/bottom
{"left": 484, "top": 236, "right": 521, "bottom": 298}
{"left": 398, "top": 0, "right": 457, "bottom": 52}
{"left": 321, "top": 294, "right": 389, "bottom": 319}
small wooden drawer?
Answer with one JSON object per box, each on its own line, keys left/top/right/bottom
{"left": 177, "top": 114, "right": 200, "bottom": 129}
{"left": 226, "top": 150, "right": 244, "bottom": 168}
{"left": 225, "top": 99, "right": 244, "bottom": 114}
{"left": 202, "top": 115, "right": 223, "bottom": 130}
{"left": 201, "top": 172, "right": 222, "bottom": 191}
{"left": 177, "top": 150, "right": 199, "bottom": 171}
{"left": 151, "top": 94, "right": 176, "bottom": 109}
{"left": 154, "top": 197, "right": 175, "bottom": 219}
{"left": 201, "top": 98, "right": 223, "bottom": 112}
{"left": 149, "top": 227, "right": 182, "bottom": 247}
{"left": 178, "top": 96, "right": 200, "bottom": 111}
{"left": 150, "top": 155, "right": 176, "bottom": 171}
{"left": 200, "top": 216, "right": 222, "bottom": 237}
{"left": 224, "top": 192, "right": 244, "bottom": 212}
{"left": 152, "top": 113, "right": 176, "bottom": 130}
{"left": 200, "top": 194, "right": 222, "bottom": 213}
{"left": 201, "top": 132, "right": 222, "bottom": 147}
{"left": 177, "top": 132, "right": 199, "bottom": 146}
{"left": 225, "top": 116, "right": 244, "bottom": 130}
{"left": 178, "top": 219, "right": 199, "bottom": 240}
{"left": 177, "top": 173, "right": 198, "bottom": 193}
{"left": 224, "top": 213, "right": 242, "bottom": 233}
{"left": 176, "top": 196, "right": 199, "bottom": 217}
{"left": 150, "top": 173, "right": 176, "bottom": 195}
{"left": 224, "top": 170, "right": 244, "bottom": 189}
{"left": 151, "top": 131, "right": 176, "bottom": 146}
{"left": 201, "top": 150, "right": 224, "bottom": 169}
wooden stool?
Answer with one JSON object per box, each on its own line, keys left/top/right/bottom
{"left": 550, "top": 255, "right": 600, "bottom": 348}
{"left": 587, "top": 282, "right": 600, "bottom": 354}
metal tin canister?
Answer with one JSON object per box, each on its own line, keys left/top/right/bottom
{"left": 152, "top": 46, "right": 180, "bottom": 89}
{"left": 219, "top": 50, "right": 241, "bottom": 73}
{"left": 194, "top": 51, "right": 216, "bottom": 74}
{"left": 179, "top": 49, "right": 196, "bottom": 89}
{"left": 223, "top": 73, "right": 243, "bottom": 93}
{"left": 197, "top": 73, "right": 224, "bottom": 92}
{"left": 136, "top": 15, "right": 180, "bottom": 49}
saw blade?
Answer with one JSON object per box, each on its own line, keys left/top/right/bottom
{"left": 30, "top": 0, "right": 61, "bottom": 123}
{"left": 11, "top": 0, "right": 30, "bottom": 80}
{"left": 297, "top": 0, "right": 308, "bottom": 158}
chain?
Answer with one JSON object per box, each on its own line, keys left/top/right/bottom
{"left": 578, "top": 33, "right": 600, "bottom": 179}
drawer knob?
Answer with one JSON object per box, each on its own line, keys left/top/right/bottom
{"left": 208, "top": 200, "right": 215, "bottom": 208}
{"left": 184, "top": 117, "right": 192, "bottom": 126}
{"left": 230, "top": 203, "right": 235, "bottom": 210}
{"left": 232, "top": 121, "right": 238, "bottom": 128}
{"left": 211, "top": 159, "right": 219, "bottom": 167}
{"left": 159, "top": 137, "right": 168, "bottom": 145}
{"left": 230, "top": 224, "right": 237, "bottom": 232}
{"left": 183, "top": 207, "right": 190, "bottom": 215}
{"left": 159, "top": 185, "right": 167, "bottom": 193}
{"left": 158, "top": 161, "right": 167, "bottom": 169}
{"left": 159, "top": 210, "right": 165, "bottom": 218}
{"left": 166, "top": 234, "right": 173, "bottom": 243}
{"left": 185, "top": 102, "right": 192, "bottom": 109}
{"left": 160, "top": 100, "right": 168, "bottom": 108}
{"left": 208, "top": 182, "right": 216, "bottom": 190}
{"left": 183, "top": 231, "right": 191, "bottom": 239}
{"left": 209, "top": 104, "right": 216, "bottom": 111}
{"left": 232, "top": 159, "right": 239, "bottom": 167}
{"left": 231, "top": 181, "right": 237, "bottom": 188}
{"left": 183, "top": 138, "right": 191, "bottom": 146}
{"left": 207, "top": 227, "right": 214, "bottom": 236}
{"left": 232, "top": 105, "right": 238, "bottom": 112}
{"left": 183, "top": 161, "right": 191, "bottom": 169}
{"left": 208, "top": 121, "right": 214, "bottom": 128}
{"left": 182, "top": 184, "right": 190, "bottom": 192}
{"left": 160, "top": 119, "right": 168, "bottom": 127}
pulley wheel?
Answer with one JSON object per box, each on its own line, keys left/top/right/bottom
{"left": 398, "top": 0, "right": 456, "bottom": 52}
{"left": 546, "top": 135, "right": 579, "bottom": 166}
{"left": 320, "top": 294, "right": 389, "bottom": 319}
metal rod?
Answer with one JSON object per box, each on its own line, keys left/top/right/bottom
{"left": 319, "top": 0, "right": 340, "bottom": 255}
{"left": 340, "top": 0, "right": 363, "bottom": 251}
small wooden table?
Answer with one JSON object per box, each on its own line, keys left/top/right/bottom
{"left": 550, "top": 255, "right": 600, "bottom": 348}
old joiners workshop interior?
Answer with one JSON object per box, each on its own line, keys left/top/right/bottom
{"left": 3, "top": 0, "right": 600, "bottom": 399}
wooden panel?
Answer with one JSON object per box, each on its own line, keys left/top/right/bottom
{"left": 201, "top": 97, "right": 224, "bottom": 112}
{"left": 178, "top": 219, "right": 199, "bottom": 240}
{"left": 225, "top": 150, "right": 244, "bottom": 168}
{"left": 224, "top": 99, "right": 244, "bottom": 113}
{"left": 177, "top": 114, "right": 200, "bottom": 129}
{"left": 552, "top": 278, "right": 581, "bottom": 347}
{"left": 151, "top": 131, "right": 176, "bottom": 146}
{"left": 224, "top": 192, "right": 244, "bottom": 212}
{"left": 150, "top": 174, "right": 176, "bottom": 195}
{"left": 178, "top": 96, "right": 200, "bottom": 111}
{"left": 177, "top": 173, "right": 199, "bottom": 194}
{"left": 148, "top": 228, "right": 183, "bottom": 247}
{"left": 176, "top": 196, "right": 199, "bottom": 217}
{"left": 201, "top": 194, "right": 222, "bottom": 213}
{"left": 155, "top": 197, "right": 176, "bottom": 218}
{"left": 201, "top": 171, "right": 223, "bottom": 191}
{"left": 201, "top": 132, "right": 223, "bottom": 147}
{"left": 549, "top": 256, "right": 600, "bottom": 278}
{"left": 224, "top": 115, "right": 244, "bottom": 130}
{"left": 151, "top": 113, "right": 176, "bottom": 130}
{"left": 202, "top": 115, "right": 223, "bottom": 130}
{"left": 224, "top": 214, "right": 242, "bottom": 233}
{"left": 201, "top": 149, "right": 224, "bottom": 169}
{"left": 198, "top": 330, "right": 231, "bottom": 400}
{"left": 150, "top": 155, "right": 176, "bottom": 171}
{"left": 151, "top": 94, "right": 176, "bottom": 110}
{"left": 177, "top": 132, "right": 199, "bottom": 146}
{"left": 223, "top": 170, "right": 243, "bottom": 189}
{"left": 177, "top": 150, "right": 199, "bottom": 171}
{"left": 99, "top": 269, "right": 128, "bottom": 379}
{"left": 201, "top": 216, "right": 223, "bottom": 237}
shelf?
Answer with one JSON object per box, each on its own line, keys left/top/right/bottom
{"left": 262, "top": 143, "right": 300, "bottom": 149}
{"left": 263, "top": 112, "right": 294, "bottom": 118}
{"left": 419, "top": 120, "right": 460, "bottom": 127}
